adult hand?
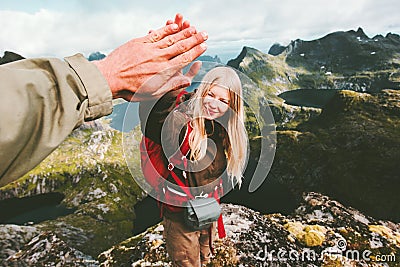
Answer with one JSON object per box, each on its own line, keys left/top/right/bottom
{"left": 93, "top": 19, "right": 207, "bottom": 102}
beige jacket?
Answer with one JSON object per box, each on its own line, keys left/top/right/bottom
{"left": 0, "top": 54, "right": 112, "bottom": 186}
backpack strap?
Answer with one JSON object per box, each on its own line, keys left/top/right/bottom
{"left": 167, "top": 122, "right": 194, "bottom": 198}
{"left": 167, "top": 89, "right": 190, "bottom": 179}
{"left": 214, "top": 179, "right": 226, "bottom": 239}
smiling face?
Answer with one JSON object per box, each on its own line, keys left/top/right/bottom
{"left": 203, "top": 85, "right": 230, "bottom": 120}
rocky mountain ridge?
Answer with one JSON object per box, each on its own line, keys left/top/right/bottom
{"left": 228, "top": 28, "right": 400, "bottom": 96}
{"left": 286, "top": 28, "right": 400, "bottom": 73}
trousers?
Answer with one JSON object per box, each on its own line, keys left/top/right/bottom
{"left": 163, "top": 216, "right": 216, "bottom": 267}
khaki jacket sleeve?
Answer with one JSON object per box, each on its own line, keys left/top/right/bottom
{"left": 0, "top": 53, "right": 112, "bottom": 186}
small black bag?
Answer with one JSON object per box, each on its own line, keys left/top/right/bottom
{"left": 184, "top": 197, "right": 221, "bottom": 230}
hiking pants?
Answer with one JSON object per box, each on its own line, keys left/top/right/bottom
{"left": 163, "top": 217, "right": 216, "bottom": 266}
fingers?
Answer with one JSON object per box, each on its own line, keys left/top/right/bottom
{"left": 182, "top": 20, "right": 191, "bottom": 29}
{"left": 159, "top": 76, "right": 192, "bottom": 95}
{"left": 152, "top": 17, "right": 175, "bottom": 34}
{"left": 167, "top": 14, "right": 190, "bottom": 30}
{"left": 133, "top": 76, "right": 191, "bottom": 102}
{"left": 169, "top": 42, "right": 207, "bottom": 71}
{"left": 174, "top": 13, "right": 183, "bottom": 29}
{"left": 150, "top": 19, "right": 182, "bottom": 34}
{"left": 155, "top": 26, "right": 198, "bottom": 49}
{"left": 144, "top": 23, "right": 180, "bottom": 43}
{"left": 145, "top": 14, "right": 194, "bottom": 43}
{"left": 157, "top": 62, "right": 202, "bottom": 96}
{"left": 185, "top": 61, "right": 202, "bottom": 80}
{"left": 163, "top": 31, "right": 208, "bottom": 61}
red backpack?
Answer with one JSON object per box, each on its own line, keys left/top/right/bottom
{"left": 139, "top": 90, "right": 190, "bottom": 210}
{"left": 139, "top": 119, "right": 193, "bottom": 213}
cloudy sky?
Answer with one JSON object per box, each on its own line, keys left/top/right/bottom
{"left": 1, "top": 0, "right": 399, "bottom": 63}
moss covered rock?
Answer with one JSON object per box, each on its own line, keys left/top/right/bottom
{"left": 284, "top": 221, "right": 327, "bottom": 247}
{"left": 268, "top": 89, "right": 400, "bottom": 222}
{"left": 97, "top": 192, "right": 399, "bottom": 266}
{"left": 0, "top": 120, "right": 144, "bottom": 257}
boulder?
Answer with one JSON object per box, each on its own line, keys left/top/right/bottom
{"left": 97, "top": 192, "right": 400, "bottom": 266}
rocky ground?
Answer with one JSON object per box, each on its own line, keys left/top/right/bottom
{"left": 2, "top": 192, "right": 398, "bottom": 266}
{"left": 98, "top": 192, "right": 400, "bottom": 267}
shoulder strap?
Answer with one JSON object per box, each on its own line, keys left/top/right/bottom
{"left": 167, "top": 121, "right": 193, "bottom": 198}
{"left": 179, "top": 121, "right": 192, "bottom": 157}
{"left": 168, "top": 89, "right": 190, "bottom": 170}
{"left": 168, "top": 121, "right": 192, "bottom": 168}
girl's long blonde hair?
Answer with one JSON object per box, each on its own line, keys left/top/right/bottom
{"left": 187, "top": 67, "right": 247, "bottom": 187}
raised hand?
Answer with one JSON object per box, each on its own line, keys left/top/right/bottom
{"left": 93, "top": 14, "right": 207, "bottom": 101}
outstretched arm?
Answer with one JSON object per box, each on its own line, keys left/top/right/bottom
{"left": 0, "top": 14, "right": 207, "bottom": 186}
{"left": 0, "top": 54, "right": 109, "bottom": 186}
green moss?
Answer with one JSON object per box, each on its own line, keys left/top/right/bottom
{"left": 284, "top": 221, "right": 327, "bottom": 247}
{"left": 40, "top": 213, "right": 134, "bottom": 256}
{"left": 296, "top": 73, "right": 334, "bottom": 89}
{"left": 369, "top": 225, "right": 400, "bottom": 247}
{"left": 97, "top": 223, "right": 168, "bottom": 266}
{"left": 207, "top": 239, "right": 238, "bottom": 267}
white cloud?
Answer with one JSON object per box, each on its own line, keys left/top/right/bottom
{"left": 0, "top": 8, "right": 160, "bottom": 58}
{"left": 0, "top": 0, "right": 399, "bottom": 60}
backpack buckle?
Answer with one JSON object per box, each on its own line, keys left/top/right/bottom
{"left": 167, "top": 163, "right": 174, "bottom": 171}
{"left": 195, "top": 191, "right": 209, "bottom": 199}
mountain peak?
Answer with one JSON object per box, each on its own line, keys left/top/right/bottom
{"left": 226, "top": 46, "right": 249, "bottom": 69}
{"left": 268, "top": 43, "right": 286, "bottom": 56}
{"left": 227, "top": 46, "right": 266, "bottom": 69}
{"left": 0, "top": 51, "right": 25, "bottom": 65}
{"left": 356, "top": 27, "right": 367, "bottom": 37}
